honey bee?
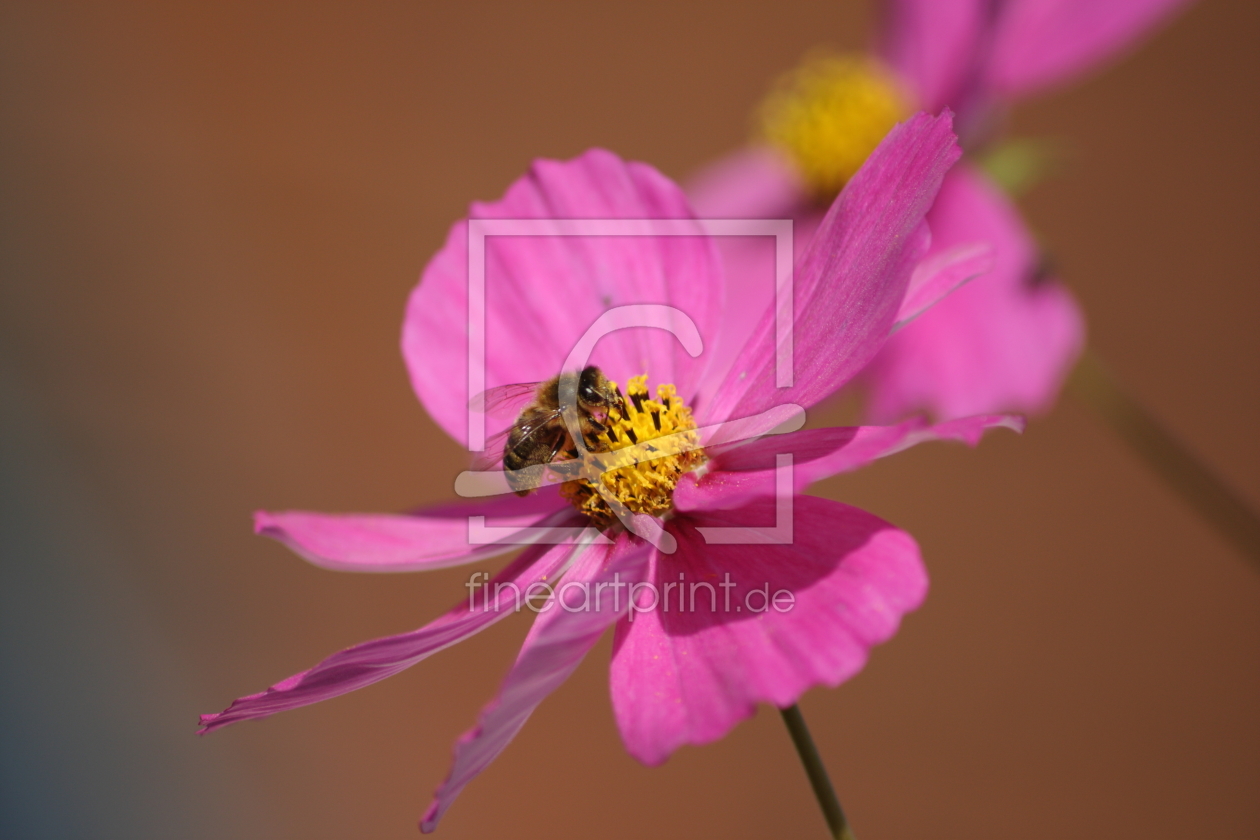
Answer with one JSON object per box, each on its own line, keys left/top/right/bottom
{"left": 470, "top": 365, "right": 624, "bottom": 496}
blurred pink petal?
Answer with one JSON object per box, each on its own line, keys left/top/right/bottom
{"left": 895, "top": 241, "right": 995, "bottom": 329}
{"left": 864, "top": 164, "right": 1084, "bottom": 420}
{"left": 609, "top": 497, "right": 925, "bottom": 765}
{"left": 683, "top": 146, "right": 816, "bottom": 398}
{"left": 254, "top": 490, "right": 570, "bottom": 573}
{"left": 687, "top": 210, "right": 823, "bottom": 417}
{"left": 792, "top": 412, "right": 1023, "bottom": 484}
{"left": 878, "top": 0, "right": 1195, "bottom": 126}
{"left": 421, "top": 538, "right": 651, "bottom": 832}
{"left": 915, "top": 412, "right": 1028, "bottom": 443}
{"left": 686, "top": 144, "right": 807, "bottom": 219}
{"left": 702, "top": 111, "right": 960, "bottom": 425}
{"left": 700, "top": 420, "right": 923, "bottom": 476}
{"left": 403, "top": 149, "right": 722, "bottom": 447}
{"left": 198, "top": 540, "right": 577, "bottom": 733}
{"left": 877, "top": 0, "right": 988, "bottom": 113}
{"left": 986, "top": 0, "right": 1196, "bottom": 99}
{"left": 685, "top": 0, "right": 1187, "bottom": 426}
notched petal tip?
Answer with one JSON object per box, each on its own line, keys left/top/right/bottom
{"left": 904, "top": 107, "right": 958, "bottom": 150}
{"left": 992, "top": 418, "right": 1023, "bottom": 438}
{"left": 419, "top": 809, "right": 438, "bottom": 834}
{"left": 252, "top": 509, "right": 278, "bottom": 536}
{"left": 196, "top": 541, "right": 575, "bottom": 737}
{"left": 896, "top": 412, "right": 1026, "bottom": 454}
{"left": 611, "top": 501, "right": 926, "bottom": 766}
{"left": 944, "top": 412, "right": 1026, "bottom": 442}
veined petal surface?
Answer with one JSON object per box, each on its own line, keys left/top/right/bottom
{"left": 610, "top": 497, "right": 925, "bottom": 765}
{"left": 702, "top": 112, "right": 960, "bottom": 426}
{"left": 255, "top": 489, "right": 571, "bottom": 573}
{"left": 404, "top": 149, "right": 722, "bottom": 447}
{"left": 421, "top": 537, "right": 651, "bottom": 832}
{"left": 863, "top": 164, "right": 1084, "bottom": 420}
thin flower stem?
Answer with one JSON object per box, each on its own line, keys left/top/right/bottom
{"left": 780, "top": 704, "right": 856, "bottom": 840}
{"left": 1068, "top": 348, "right": 1260, "bottom": 570}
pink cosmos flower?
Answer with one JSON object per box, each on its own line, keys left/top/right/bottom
{"left": 689, "top": 0, "right": 1192, "bottom": 421}
{"left": 200, "top": 112, "right": 1021, "bottom": 832}
{"left": 880, "top": 0, "right": 1195, "bottom": 134}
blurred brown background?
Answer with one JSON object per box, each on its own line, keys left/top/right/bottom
{"left": 1, "top": 1, "right": 1256, "bottom": 838}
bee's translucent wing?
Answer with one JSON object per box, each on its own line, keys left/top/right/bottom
{"left": 469, "top": 382, "right": 542, "bottom": 421}
{"left": 468, "top": 407, "right": 566, "bottom": 473}
{"left": 469, "top": 426, "right": 513, "bottom": 472}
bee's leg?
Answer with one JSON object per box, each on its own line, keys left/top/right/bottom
{"left": 577, "top": 417, "right": 610, "bottom": 453}
{"left": 587, "top": 421, "right": 608, "bottom": 450}
{"left": 546, "top": 427, "right": 568, "bottom": 462}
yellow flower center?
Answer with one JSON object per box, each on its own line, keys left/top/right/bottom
{"left": 559, "top": 375, "right": 706, "bottom": 530}
{"left": 760, "top": 53, "right": 909, "bottom": 197}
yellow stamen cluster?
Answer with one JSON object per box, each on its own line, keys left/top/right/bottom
{"left": 760, "top": 53, "right": 909, "bottom": 197}
{"left": 559, "top": 375, "right": 706, "bottom": 530}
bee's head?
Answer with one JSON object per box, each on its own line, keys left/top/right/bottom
{"left": 577, "top": 365, "right": 622, "bottom": 419}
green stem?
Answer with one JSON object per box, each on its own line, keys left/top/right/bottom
{"left": 780, "top": 704, "right": 856, "bottom": 840}
{"left": 1067, "top": 348, "right": 1260, "bottom": 570}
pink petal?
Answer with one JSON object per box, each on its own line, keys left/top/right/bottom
{"left": 700, "top": 111, "right": 960, "bottom": 427}
{"left": 876, "top": 0, "right": 989, "bottom": 112}
{"left": 610, "top": 497, "right": 926, "bottom": 766}
{"left": 685, "top": 145, "right": 808, "bottom": 220}
{"left": 986, "top": 0, "right": 1196, "bottom": 100}
{"left": 682, "top": 148, "right": 816, "bottom": 400}
{"left": 700, "top": 420, "right": 924, "bottom": 478}
{"left": 678, "top": 414, "right": 1023, "bottom": 511}
{"left": 863, "top": 164, "right": 1085, "bottom": 421}
{"left": 790, "top": 412, "right": 1025, "bottom": 485}
{"left": 894, "top": 241, "right": 994, "bottom": 329}
{"left": 689, "top": 208, "right": 825, "bottom": 420}
{"left": 254, "top": 489, "right": 571, "bottom": 573}
{"left": 403, "top": 149, "right": 723, "bottom": 447}
{"left": 421, "top": 537, "right": 652, "bottom": 832}
{"left": 197, "top": 540, "right": 576, "bottom": 733}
